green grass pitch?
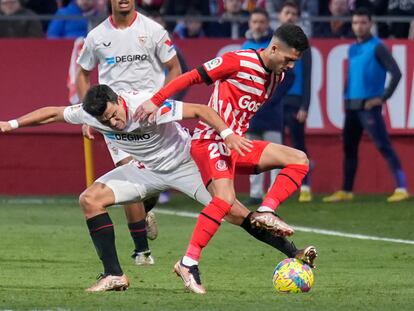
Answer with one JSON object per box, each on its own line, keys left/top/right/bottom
{"left": 0, "top": 194, "right": 413, "bottom": 311}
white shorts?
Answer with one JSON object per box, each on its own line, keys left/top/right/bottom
{"left": 96, "top": 159, "right": 212, "bottom": 206}
{"left": 104, "top": 136, "right": 131, "bottom": 165}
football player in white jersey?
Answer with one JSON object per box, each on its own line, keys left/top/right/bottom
{"left": 1, "top": 85, "right": 317, "bottom": 292}
{"left": 76, "top": 0, "right": 182, "bottom": 265}
{"left": 0, "top": 84, "right": 251, "bottom": 291}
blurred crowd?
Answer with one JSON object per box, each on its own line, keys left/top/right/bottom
{"left": 0, "top": 0, "right": 413, "bottom": 39}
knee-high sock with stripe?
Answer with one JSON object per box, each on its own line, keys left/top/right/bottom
{"left": 261, "top": 164, "right": 309, "bottom": 211}
{"left": 87, "top": 213, "right": 123, "bottom": 276}
{"left": 185, "top": 197, "right": 232, "bottom": 262}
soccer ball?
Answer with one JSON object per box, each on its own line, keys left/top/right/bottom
{"left": 272, "top": 258, "right": 314, "bottom": 293}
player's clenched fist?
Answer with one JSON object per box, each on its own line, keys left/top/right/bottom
{"left": 224, "top": 134, "right": 253, "bottom": 157}
{"left": 0, "top": 121, "right": 15, "bottom": 133}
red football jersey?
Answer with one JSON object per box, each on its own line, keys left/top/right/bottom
{"left": 192, "top": 49, "right": 283, "bottom": 140}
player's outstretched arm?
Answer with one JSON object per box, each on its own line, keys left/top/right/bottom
{"left": 0, "top": 107, "right": 66, "bottom": 133}
{"left": 133, "top": 69, "right": 204, "bottom": 122}
{"left": 182, "top": 103, "right": 253, "bottom": 156}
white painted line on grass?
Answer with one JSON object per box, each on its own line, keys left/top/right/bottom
{"left": 153, "top": 208, "right": 414, "bottom": 246}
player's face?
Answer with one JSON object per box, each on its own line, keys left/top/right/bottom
{"left": 98, "top": 101, "right": 127, "bottom": 130}
{"left": 352, "top": 15, "right": 372, "bottom": 39}
{"left": 111, "top": 0, "right": 134, "bottom": 14}
{"left": 268, "top": 43, "right": 301, "bottom": 75}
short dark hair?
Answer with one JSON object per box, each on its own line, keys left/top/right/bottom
{"left": 273, "top": 24, "right": 309, "bottom": 53}
{"left": 278, "top": 0, "right": 301, "bottom": 16}
{"left": 352, "top": 7, "right": 372, "bottom": 21}
{"left": 250, "top": 7, "right": 269, "bottom": 20}
{"left": 83, "top": 84, "right": 118, "bottom": 117}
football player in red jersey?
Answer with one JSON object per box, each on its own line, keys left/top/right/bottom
{"left": 135, "top": 24, "right": 314, "bottom": 294}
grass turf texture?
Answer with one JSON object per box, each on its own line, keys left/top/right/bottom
{"left": 0, "top": 194, "right": 413, "bottom": 310}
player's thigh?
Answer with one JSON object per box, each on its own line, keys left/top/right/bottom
{"left": 166, "top": 160, "right": 213, "bottom": 206}
{"left": 96, "top": 162, "right": 167, "bottom": 205}
{"left": 235, "top": 140, "right": 269, "bottom": 174}
{"left": 257, "top": 143, "right": 308, "bottom": 172}
{"left": 104, "top": 136, "right": 131, "bottom": 166}
{"left": 191, "top": 140, "right": 236, "bottom": 202}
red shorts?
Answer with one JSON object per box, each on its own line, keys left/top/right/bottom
{"left": 190, "top": 139, "right": 270, "bottom": 186}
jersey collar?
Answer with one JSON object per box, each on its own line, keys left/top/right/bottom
{"left": 252, "top": 48, "right": 272, "bottom": 73}
{"left": 109, "top": 11, "right": 138, "bottom": 29}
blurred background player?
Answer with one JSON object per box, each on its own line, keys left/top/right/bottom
{"left": 278, "top": 0, "right": 313, "bottom": 202}
{"left": 323, "top": 7, "right": 409, "bottom": 203}
{"left": 76, "top": 0, "right": 182, "bottom": 265}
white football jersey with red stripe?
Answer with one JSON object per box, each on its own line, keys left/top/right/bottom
{"left": 77, "top": 11, "right": 176, "bottom": 94}
{"left": 63, "top": 91, "right": 190, "bottom": 172}
{"left": 192, "top": 49, "right": 282, "bottom": 141}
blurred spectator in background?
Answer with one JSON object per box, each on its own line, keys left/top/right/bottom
{"left": 242, "top": 7, "right": 272, "bottom": 47}
{"left": 207, "top": 0, "right": 249, "bottom": 38}
{"left": 161, "top": 0, "right": 210, "bottom": 31}
{"left": 278, "top": 0, "right": 313, "bottom": 202}
{"left": 387, "top": 0, "right": 414, "bottom": 38}
{"left": 24, "top": 0, "right": 57, "bottom": 32}
{"left": 313, "top": 0, "right": 354, "bottom": 38}
{"left": 267, "top": 0, "right": 318, "bottom": 36}
{"left": 214, "top": 0, "right": 267, "bottom": 14}
{"left": 173, "top": 8, "right": 206, "bottom": 38}
{"left": 241, "top": 8, "right": 288, "bottom": 205}
{"left": 242, "top": 0, "right": 267, "bottom": 12}
{"left": 47, "top": 0, "right": 96, "bottom": 39}
{"left": 0, "top": 0, "right": 43, "bottom": 37}
{"left": 323, "top": 8, "right": 408, "bottom": 203}
{"left": 351, "top": 0, "right": 389, "bottom": 37}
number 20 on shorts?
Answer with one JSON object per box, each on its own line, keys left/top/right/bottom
{"left": 208, "top": 142, "right": 230, "bottom": 159}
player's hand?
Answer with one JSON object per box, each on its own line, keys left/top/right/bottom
{"left": 365, "top": 97, "right": 383, "bottom": 110}
{"left": 133, "top": 100, "right": 159, "bottom": 122}
{"left": 0, "top": 121, "right": 13, "bottom": 133}
{"left": 224, "top": 134, "right": 253, "bottom": 156}
{"left": 296, "top": 109, "right": 308, "bottom": 123}
{"left": 82, "top": 124, "right": 95, "bottom": 140}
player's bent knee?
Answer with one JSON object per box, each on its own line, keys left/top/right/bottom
{"left": 293, "top": 150, "right": 309, "bottom": 166}
{"left": 79, "top": 190, "right": 105, "bottom": 215}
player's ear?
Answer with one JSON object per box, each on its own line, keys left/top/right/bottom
{"left": 270, "top": 43, "right": 278, "bottom": 55}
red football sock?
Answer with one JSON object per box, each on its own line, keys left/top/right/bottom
{"left": 185, "top": 197, "right": 232, "bottom": 261}
{"left": 262, "top": 164, "right": 309, "bottom": 211}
